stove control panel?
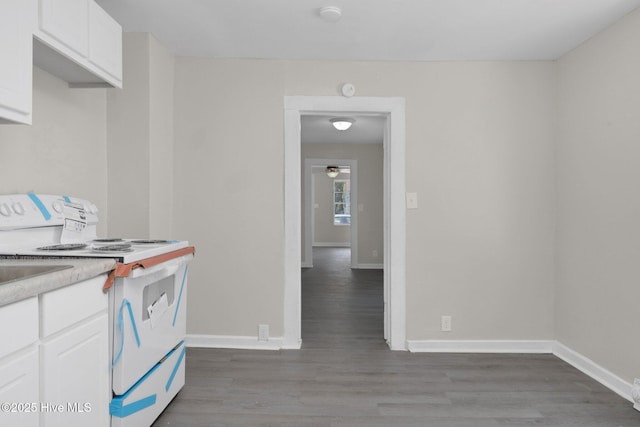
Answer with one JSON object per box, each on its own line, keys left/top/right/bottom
{"left": 0, "top": 194, "right": 98, "bottom": 230}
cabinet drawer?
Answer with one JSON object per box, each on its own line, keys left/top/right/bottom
{"left": 0, "top": 297, "right": 38, "bottom": 359}
{"left": 40, "top": 275, "right": 107, "bottom": 337}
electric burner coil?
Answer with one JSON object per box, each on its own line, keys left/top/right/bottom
{"left": 37, "top": 243, "right": 87, "bottom": 251}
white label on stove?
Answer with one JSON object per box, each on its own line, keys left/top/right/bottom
{"left": 60, "top": 200, "right": 89, "bottom": 243}
{"left": 147, "top": 293, "right": 169, "bottom": 329}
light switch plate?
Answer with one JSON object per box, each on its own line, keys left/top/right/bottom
{"left": 406, "top": 192, "right": 418, "bottom": 209}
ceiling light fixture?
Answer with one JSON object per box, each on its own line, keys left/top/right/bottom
{"left": 326, "top": 166, "right": 340, "bottom": 178}
{"left": 319, "top": 6, "right": 342, "bottom": 23}
{"left": 330, "top": 117, "right": 355, "bottom": 130}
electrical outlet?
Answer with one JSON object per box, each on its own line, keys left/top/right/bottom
{"left": 441, "top": 315, "right": 452, "bottom": 332}
{"left": 372, "top": 250, "right": 378, "bottom": 258}
{"left": 258, "top": 324, "right": 269, "bottom": 342}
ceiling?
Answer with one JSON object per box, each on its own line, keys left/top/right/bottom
{"left": 95, "top": 0, "right": 640, "bottom": 144}
{"left": 302, "top": 115, "right": 384, "bottom": 144}
{"left": 96, "top": 0, "right": 640, "bottom": 61}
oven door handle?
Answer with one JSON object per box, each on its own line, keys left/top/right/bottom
{"left": 128, "top": 254, "right": 193, "bottom": 279}
{"left": 103, "top": 247, "right": 195, "bottom": 292}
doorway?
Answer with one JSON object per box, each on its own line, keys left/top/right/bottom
{"left": 303, "top": 159, "right": 358, "bottom": 269}
{"left": 283, "top": 96, "right": 407, "bottom": 351}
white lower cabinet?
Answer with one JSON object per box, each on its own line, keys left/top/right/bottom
{"left": 0, "top": 348, "right": 39, "bottom": 427}
{"left": 40, "top": 274, "right": 109, "bottom": 427}
{"left": 41, "top": 313, "right": 109, "bottom": 427}
{"left": 0, "top": 297, "right": 39, "bottom": 427}
{"left": 0, "top": 274, "right": 109, "bottom": 427}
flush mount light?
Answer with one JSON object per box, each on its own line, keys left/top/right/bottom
{"left": 326, "top": 166, "right": 340, "bottom": 178}
{"left": 330, "top": 117, "right": 355, "bottom": 130}
{"left": 319, "top": 6, "right": 342, "bottom": 22}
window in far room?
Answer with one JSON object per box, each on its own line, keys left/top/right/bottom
{"left": 333, "top": 179, "right": 351, "bottom": 225}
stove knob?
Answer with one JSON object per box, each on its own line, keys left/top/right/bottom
{"left": 11, "top": 202, "right": 25, "bottom": 215}
{"left": 0, "top": 203, "right": 10, "bottom": 217}
{"left": 87, "top": 204, "right": 98, "bottom": 214}
{"left": 52, "top": 201, "right": 64, "bottom": 213}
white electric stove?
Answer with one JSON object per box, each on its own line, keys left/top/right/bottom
{"left": 0, "top": 193, "right": 188, "bottom": 263}
{"left": 0, "top": 193, "right": 194, "bottom": 427}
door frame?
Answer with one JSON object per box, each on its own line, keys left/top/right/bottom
{"left": 283, "top": 96, "right": 406, "bottom": 350}
{"left": 303, "top": 158, "right": 358, "bottom": 269}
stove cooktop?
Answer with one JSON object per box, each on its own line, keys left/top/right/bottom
{"left": 1, "top": 238, "right": 190, "bottom": 264}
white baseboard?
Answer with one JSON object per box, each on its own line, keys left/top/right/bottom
{"left": 355, "top": 263, "right": 384, "bottom": 269}
{"left": 552, "top": 342, "right": 634, "bottom": 404}
{"left": 312, "top": 242, "right": 351, "bottom": 247}
{"left": 186, "top": 334, "right": 293, "bottom": 350}
{"left": 407, "top": 339, "right": 554, "bottom": 353}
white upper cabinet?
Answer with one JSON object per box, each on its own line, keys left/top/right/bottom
{"left": 34, "top": 0, "right": 122, "bottom": 88}
{"left": 39, "top": 0, "right": 89, "bottom": 58}
{"left": 0, "top": 0, "right": 122, "bottom": 124}
{"left": 88, "top": 1, "right": 122, "bottom": 82}
{"left": 0, "top": 0, "right": 35, "bottom": 124}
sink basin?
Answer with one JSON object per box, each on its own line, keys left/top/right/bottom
{"left": 0, "top": 265, "right": 74, "bottom": 285}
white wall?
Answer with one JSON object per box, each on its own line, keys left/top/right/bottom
{"left": 403, "top": 62, "right": 556, "bottom": 340}
{"left": 0, "top": 67, "right": 109, "bottom": 236}
{"left": 148, "top": 35, "right": 175, "bottom": 238}
{"left": 107, "top": 33, "right": 175, "bottom": 238}
{"left": 173, "top": 59, "right": 286, "bottom": 337}
{"left": 556, "top": 8, "right": 640, "bottom": 383}
{"left": 173, "top": 59, "right": 556, "bottom": 342}
{"left": 107, "top": 33, "right": 149, "bottom": 238}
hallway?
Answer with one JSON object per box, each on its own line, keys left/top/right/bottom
{"left": 302, "top": 247, "right": 384, "bottom": 349}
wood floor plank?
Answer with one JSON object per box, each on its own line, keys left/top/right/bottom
{"left": 152, "top": 247, "right": 639, "bottom": 426}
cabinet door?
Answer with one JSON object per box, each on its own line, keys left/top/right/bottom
{"left": 38, "top": 0, "right": 89, "bottom": 58}
{"left": 0, "top": 0, "right": 34, "bottom": 124}
{"left": 88, "top": 1, "right": 122, "bottom": 85}
{"left": 41, "top": 314, "right": 109, "bottom": 427}
{"left": 0, "top": 348, "right": 39, "bottom": 427}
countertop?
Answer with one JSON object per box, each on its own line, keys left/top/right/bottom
{"left": 0, "top": 258, "right": 116, "bottom": 307}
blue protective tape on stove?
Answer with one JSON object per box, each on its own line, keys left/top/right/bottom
{"left": 27, "top": 193, "right": 51, "bottom": 220}
{"left": 110, "top": 394, "right": 156, "bottom": 418}
{"left": 165, "top": 343, "right": 186, "bottom": 391}
{"left": 126, "top": 300, "right": 141, "bottom": 347}
{"left": 62, "top": 195, "right": 71, "bottom": 203}
{"left": 111, "top": 343, "right": 183, "bottom": 417}
{"left": 112, "top": 299, "right": 141, "bottom": 368}
{"left": 172, "top": 266, "right": 188, "bottom": 327}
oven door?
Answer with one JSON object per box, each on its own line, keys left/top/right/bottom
{"left": 111, "top": 253, "right": 192, "bottom": 395}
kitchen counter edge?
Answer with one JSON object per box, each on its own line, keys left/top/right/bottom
{"left": 0, "top": 258, "right": 116, "bottom": 307}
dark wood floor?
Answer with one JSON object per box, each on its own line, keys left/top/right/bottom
{"left": 152, "top": 247, "right": 639, "bottom": 426}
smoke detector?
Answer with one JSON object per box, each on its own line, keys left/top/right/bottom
{"left": 319, "top": 6, "right": 342, "bottom": 22}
